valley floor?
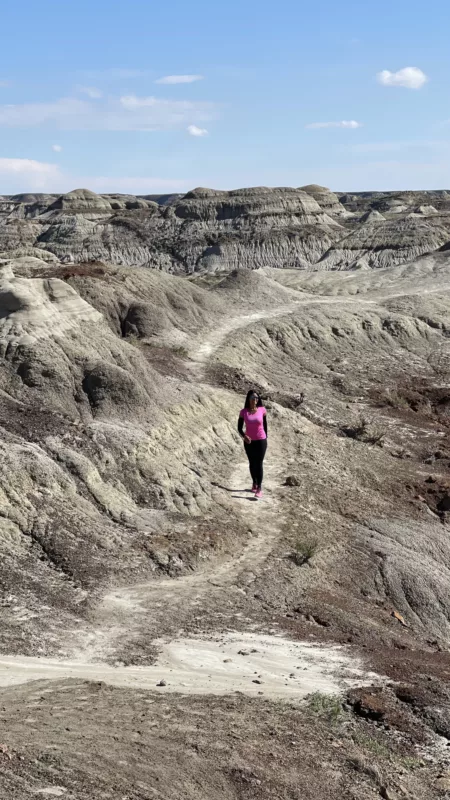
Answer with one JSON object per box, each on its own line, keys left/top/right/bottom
{"left": 2, "top": 257, "right": 450, "bottom": 798}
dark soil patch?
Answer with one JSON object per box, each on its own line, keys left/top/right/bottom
{"left": 0, "top": 396, "right": 76, "bottom": 443}
{"left": 140, "top": 343, "right": 192, "bottom": 380}
{"left": 30, "top": 262, "right": 108, "bottom": 281}
{"left": 347, "top": 685, "right": 428, "bottom": 742}
{"left": 410, "top": 475, "right": 450, "bottom": 521}
{"left": 206, "top": 362, "right": 265, "bottom": 396}
{"left": 369, "top": 378, "right": 450, "bottom": 428}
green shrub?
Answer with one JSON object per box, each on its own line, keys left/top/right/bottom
{"left": 172, "top": 344, "right": 189, "bottom": 358}
{"left": 307, "top": 692, "right": 343, "bottom": 723}
{"left": 291, "top": 536, "right": 318, "bottom": 566}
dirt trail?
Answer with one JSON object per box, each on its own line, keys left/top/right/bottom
{"left": 2, "top": 288, "right": 412, "bottom": 695}
{"left": 189, "top": 302, "right": 301, "bottom": 366}
{"left": 88, "top": 300, "right": 310, "bottom": 661}
{"left": 186, "top": 283, "right": 450, "bottom": 379}
{"left": 60, "top": 302, "right": 299, "bottom": 665}
{"left": 0, "top": 633, "right": 377, "bottom": 699}
{"left": 77, "top": 450, "right": 286, "bottom": 664}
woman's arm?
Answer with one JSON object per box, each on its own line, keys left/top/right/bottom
{"left": 263, "top": 414, "right": 268, "bottom": 437}
{"left": 238, "top": 417, "right": 245, "bottom": 439}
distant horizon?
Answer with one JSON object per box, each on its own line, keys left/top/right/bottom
{"left": 2, "top": 184, "right": 450, "bottom": 199}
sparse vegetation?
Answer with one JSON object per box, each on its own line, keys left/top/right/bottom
{"left": 331, "top": 375, "right": 352, "bottom": 395}
{"left": 377, "top": 388, "right": 410, "bottom": 410}
{"left": 370, "top": 377, "right": 450, "bottom": 428}
{"left": 392, "top": 447, "right": 410, "bottom": 460}
{"left": 347, "top": 754, "right": 383, "bottom": 786}
{"left": 342, "top": 416, "right": 369, "bottom": 439}
{"left": 341, "top": 416, "right": 385, "bottom": 446}
{"left": 402, "top": 756, "right": 423, "bottom": 770}
{"left": 291, "top": 536, "right": 318, "bottom": 566}
{"left": 172, "top": 344, "right": 189, "bottom": 358}
{"left": 306, "top": 692, "right": 344, "bottom": 723}
{"left": 351, "top": 731, "right": 391, "bottom": 760}
{"left": 124, "top": 332, "right": 143, "bottom": 347}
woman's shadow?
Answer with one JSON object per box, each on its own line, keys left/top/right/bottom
{"left": 210, "top": 481, "right": 257, "bottom": 501}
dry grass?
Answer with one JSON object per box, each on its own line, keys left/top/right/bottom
{"left": 306, "top": 692, "right": 343, "bottom": 723}
{"left": 351, "top": 731, "right": 391, "bottom": 760}
{"left": 291, "top": 536, "right": 319, "bottom": 566}
{"left": 172, "top": 344, "right": 189, "bottom": 358}
{"left": 124, "top": 332, "right": 142, "bottom": 347}
{"left": 341, "top": 416, "right": 385, "bottom": 446}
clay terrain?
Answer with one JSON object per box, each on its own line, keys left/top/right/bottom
{"left": 1, "top": 185, "right": 450, "bottom": 799}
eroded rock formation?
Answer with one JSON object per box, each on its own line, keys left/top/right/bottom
{"left": 1, "top": 184, "right": 449, "bottom": 273}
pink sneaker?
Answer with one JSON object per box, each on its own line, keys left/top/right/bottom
{"left": 255, "top": 488, "right": 263, "bottom": 499}
{"left": 251, "top": 484, "right": 257, "bottom": 493}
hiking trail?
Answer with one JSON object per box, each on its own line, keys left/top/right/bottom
{"left": 0, "top": 294, "right": 389, "bottom": 697}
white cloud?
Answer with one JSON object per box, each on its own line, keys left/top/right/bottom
{"left": 0, "top": 158, "right": 62, "bottom": 190}
{"left": 0, "top": 94, "right": 216, "bottom": 131}
{"left": 76, "top": 85, "right": 103, "bottom": 99}
{"left": 52, "top": 144, "right": 63, "bottom": 152}
{"left": 155, "top": 75, "right": 203, "bottom": 85}
{"left": 0, "top": 97, "right": 90, "bottom": 128}
{"left": 305, "top": 120, "right": 362, "bottom": 130}
{"left": 0, "top": 155, "right": 193, "bottom": 194}
{"left": 119, "top": 95, "right": 160, "bottom": 109}
{"left": 377, "top": 67, "right": 428, "bottom": 89}
{"left": 187, "top": 124, "right": 208, "bottom": 137}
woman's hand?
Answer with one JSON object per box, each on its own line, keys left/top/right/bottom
{"left": 244, "top": 435, "right": 251, "bottom": 444}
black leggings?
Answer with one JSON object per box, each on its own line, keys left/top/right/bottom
{"left": 244, "top": 439, "right": 267, "bottom": 488}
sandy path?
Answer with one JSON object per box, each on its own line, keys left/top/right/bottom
{"left": 75, "top": 301, "right": 297, "bottom": 664}
{"left": 2, "top": 288, "right": 402, "bottom": 694}
{"left": 186, "top": 284, "right": 450, "bottom": 380}
{"left": 77, "top": 452, "right": 285, "bottom": 663}
{"left": 0, "top": 633, "right": 379, "bottom": 699}
{"left": 186, "top": 301, "right": 303, "bottom": 379}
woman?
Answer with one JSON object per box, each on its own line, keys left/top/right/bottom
{"left": 238, "top": 390, "right": 267, "bottom": 499}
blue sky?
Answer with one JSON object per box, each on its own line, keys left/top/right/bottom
{"left": 0, "top": 0, "right": 449, "bottom": 194}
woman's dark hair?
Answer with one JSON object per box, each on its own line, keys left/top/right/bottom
{"left": 244, "top": 389, "right": 263, "bottom": 410}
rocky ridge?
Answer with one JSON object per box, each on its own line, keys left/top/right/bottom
{"left": 1, "top": 185, "right": 450, "bottom": 273}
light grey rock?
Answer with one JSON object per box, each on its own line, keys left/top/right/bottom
{"left": 299, "top": 184, "right": 350, "bottom": 217}
{"left": 0, "top": 185, "right": 449, "bottom": 273}
{"left": 318, "top": 216, "right": 450, "bottom": 270}
{"left": 359, "top": 209, "right": 385, "bottom": 224}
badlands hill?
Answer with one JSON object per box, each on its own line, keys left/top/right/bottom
{"left": 1, "top": 184, "right": 450, "bottom": 273}
{"left": 1, "top": 187, "right": 450, "bottom": 798}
